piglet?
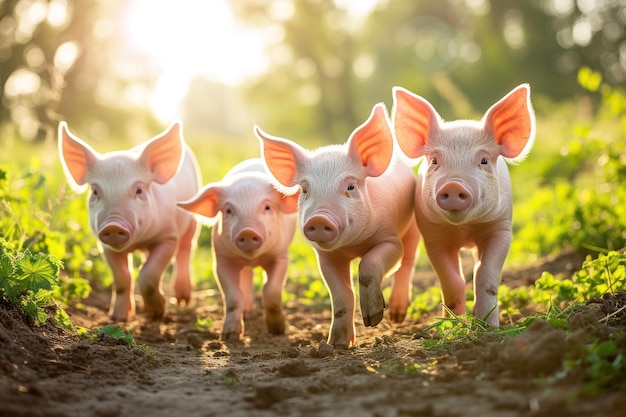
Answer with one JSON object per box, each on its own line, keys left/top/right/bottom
{"left": 58, "top": 121, "right": 200, "bottom": 321}
{"left": 178, "top": 159, "right": 298, "bottom": 340}
{"left": 392, "top": 84, "right": 536, "bottom": 326}
{"left": 256, "top": 104, "right": 420, "bottom": 348}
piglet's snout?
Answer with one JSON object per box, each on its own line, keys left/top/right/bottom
{"left": 99, "top": 223, "right": 131, "bottom": 246}
{"left": 235, "top": 228, "right": 264, "bottom": 252}
{"left": 303, "top": 213, "right": 338, "bottom": 243}
{"left": 436, "top": 181, "right": 473, "bottom": 212}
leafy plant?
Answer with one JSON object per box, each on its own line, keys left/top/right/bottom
{"left": 195, "top": 316, "right": 213, "bottom": 330}
{"left": 422, "top": 252, "right": 626, "bottom": 353}
{"left": 0, "top": 163, "right": 100, "bottom": 294}
{"left": 420, "top": 306, "right": 526, "bottom": 351}
{"left": 510, "top": 68, "right": 626, "bottom": 262}
{"left": 574, "top": 251, "right": 626, "bottom": 299}
{"left": 0, "top": 241, "right": 68, "bottom": 326}
{"left": 79, "top": 324, "right": 138, "bottom": 346}
{"left": 406, "top": 287, "right": 441, "bottom": 319}
{"left": 548, "top": 334, "right": 626, "bottom": 396}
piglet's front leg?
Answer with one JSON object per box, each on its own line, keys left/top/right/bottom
{"left": 317, "top": 253, "right": 355, "bottom": 349}
{"left": 138, "top": 239, "right": 178, "bottom": 320}
{"left": 262, "top": 257, "right": 289, "bottom": 335}
{"left": 473, "top": 230, "right": 511, "bottom": 326}
{"left": 104, "top": 249, "right": 135, "bottom": 322}
{"left": 423, "top": 242, "right": 467, "bottom": 318}
{"left": 388, "top": 220, "right": 420, "bottom": 323}
{"left": 358, "top": 239, "right": 404, "bottom": 327}
{"left": 172, "top": 219, "right": 198, "bottom": 305}
{"left": 215, "top": 261, "right": 246, "bottom": 341}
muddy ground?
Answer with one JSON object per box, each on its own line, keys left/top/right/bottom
{"left": 1, "top": 250, "right": 625, "bottom": 417}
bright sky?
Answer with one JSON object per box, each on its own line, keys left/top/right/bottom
{"left": 122, "top": 0, "right": 380, "bottom": 122}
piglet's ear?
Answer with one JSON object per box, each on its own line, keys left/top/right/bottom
{"left": 58, "top": 122, "right": 99, "bottom": 191}
{"left": 177, "top": 184, "right": 222, "bottom": 219}
{"left": 255, "top": 126, "right": 307, "bottom": 190}
{"left": 392, "top": 87, "right": 440, "bottom": 159}
{"left": 347, "top": 103, "right": 393, "bottom": 177}
{"left": 483, "top": 84, "right": 536, "bottom": 160}
{"left": 278, "top": 191, "right": 300, "bottom": 214}
{"left": 142, "top": 120, "right": 184, "bottom": 184}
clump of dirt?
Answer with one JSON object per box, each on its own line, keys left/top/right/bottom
{"left": 1, "top": 266, "right": 626, "bottom": 416}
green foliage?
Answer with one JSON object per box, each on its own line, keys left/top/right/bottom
{"left": 574, "top": 251, "right": 626, "bottom": 300}
{"left": 510, "top": 68, "right": 626, "bottom": 262}
{"left": 0, "top": 241, "right": 69, "bottom": 326}
{"left": 195, "top": 316, "right": 213, "bottom": 330}
{"left": 0, "top": 162, "right": 105, "bottom": 284}
{"left": 79, "top": 324, "right": 138, "bottom": 347}
{"left": 421, "top": 307, "right": 526, "bottom": 351}
{"left": 577, "top": 67, "right": 603, "bottom": 93}
{"left": 500, "top": 252, "right": 626, "bottom": 319}
{"left": 406, "top": 287, "right": 441, "bottom": 319}
{"left": 55, "top": 276, "right": 92, "bottom": 307}
{"left": 549, "top": 334, "right": 626, "bottom": 395}
{"left": 420, "top": 251, "right": 626, "bottom": 399}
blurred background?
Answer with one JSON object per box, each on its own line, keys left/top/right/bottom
{"left": 1, "top": 0, "right": 624, "bottom": 144}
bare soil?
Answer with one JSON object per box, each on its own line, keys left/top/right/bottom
{"left": 1, "top": 249, "right": 625, "bottom": 417}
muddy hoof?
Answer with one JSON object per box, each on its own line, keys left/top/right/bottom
{"left": 363, "top": 309, "right": 384, "bottom": 327}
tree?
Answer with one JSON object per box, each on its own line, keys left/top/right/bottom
{"left": 232, "top": 0, "right": 625, "bottom": 141}
{"left": 232, "top": 0, "right": 361, "bottom": 142}
{"left": 0, "top": 0, "right": 158, "bottom": 143}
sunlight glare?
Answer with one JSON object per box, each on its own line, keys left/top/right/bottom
{"left": 123, "top": 0, "right": 381, "bottom": 122}
{"left": 123, "top": 0, "right": 268, "bottom": 121}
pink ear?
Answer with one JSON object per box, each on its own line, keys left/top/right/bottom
{"left": 255, "top": 126, "right": 306, "bottom": 188}
{"left": 278, "top": 191, "right": 300, "bottom": 214}
{"left": 483, "top": 84, "right": 536, "bottom": 159}
{"left": 392, "top": 87, "right": 440, "bottom": 159}
{"left": 347, "top": 103, "right": 393, "bottom": 177}
{"left": 141, "top": 121, "right": 184, "bottom": 184}
{"left": 177, "top": 185, "right": 222, "bottom": 219}
{"left": 58, "top": 122, "right": 99, "bottom": 190}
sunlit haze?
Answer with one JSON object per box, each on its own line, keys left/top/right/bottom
{"left": 122, "top": 0, "right": 268, "bottom": 121}
{"left": 122, "top": 0, "right": 380, "bottom": 122}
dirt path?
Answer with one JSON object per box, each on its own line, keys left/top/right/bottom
{"left": 1, "top": 256, "right": 625, "bottom": 417}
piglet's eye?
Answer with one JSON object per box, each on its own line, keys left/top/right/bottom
{"left": 430, "top": 157, "right": 438, "bottom": 165}
{"left": 264, "top": 204, "right": 271, "bottom": 211}
{"left": 347, "top": 184, "right": 355, "bottom": 191}
{"left": 480, "top": 157, "right": 488, "bottom": 165}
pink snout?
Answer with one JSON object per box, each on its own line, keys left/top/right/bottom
{"left": 235, "top": 229, "right": 264, "bottom": 252}
{"left": 303, "top": 214, "right": 338, "bottom": 243}
{"left": 436, "top": 181, "right": 473, "bottom": 211}
{"left": 99, "top": 223, "right": 131, "bottom": 247}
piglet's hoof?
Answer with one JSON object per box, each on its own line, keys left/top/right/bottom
{"left": 142, "top": 294, "right": 166, "bottom": 320}
{"left": 221, "top": 331, "right": 242, "bottom": 341}
{"left": 362, "top": 309, "right": 384, "bottom": 327}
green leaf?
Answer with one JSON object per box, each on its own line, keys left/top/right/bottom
{"left": 12, "top": 250, "right": 61, "bottom": 293}
{"left": 195, "top": 317, "right": 213, "bottom": 330}
{"left": 55, "top": 308, "right": 75, "bottom": 331}
{"left": 595, "top": 341, "right": 617, "bottom": 358}
{"left": 95, "top": 325, "right": 136, "bottom": 346}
